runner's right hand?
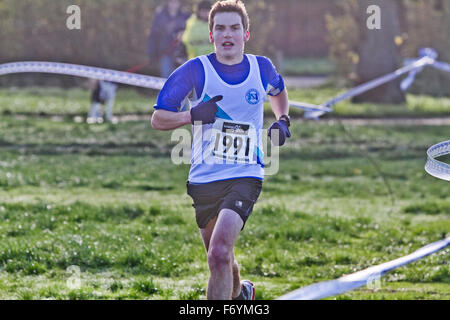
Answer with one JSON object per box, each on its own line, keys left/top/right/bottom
{"left": 190, "top": 95, "right": 223, "bottom": 125}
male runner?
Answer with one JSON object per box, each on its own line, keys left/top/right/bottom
{"left": 151, "top": 0, "right": 291, "bottom": 300}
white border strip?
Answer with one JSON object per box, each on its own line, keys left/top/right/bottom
{"left": 306, "top": 56, "right": 436, "bottom": 119}
{"left": 0, "top": 61, "right": 334, "bottom": 114}
{"left": 425, "top": 140, "right": 450, "bottom": 181}
{"left": 0, "top": 61, "right": 166, "bottom": 90}
{"left": 277, "top": 237, "right": 450, "bottom": 300}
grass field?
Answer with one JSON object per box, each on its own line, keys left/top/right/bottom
{"left": 0, "top": 87, "right": 449, "bottom": 300}
{"left": 1, "top": 86, "right": 450, "bottom": 118}
{"left": 281, "top": 57, "right": 336, "bottom": 76}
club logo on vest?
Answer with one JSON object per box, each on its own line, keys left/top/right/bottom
{"left": 245, "top": 89, "right": 260, "bottom": 105}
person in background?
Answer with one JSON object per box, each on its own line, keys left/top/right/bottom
{"left": 148, "top": 0, "right": 190, "bottom": 78}
{"left": 182, "top": 1, "right": 213, "bottom": 59}
{"left": 87, "top": 80, "right": 118, "bottom": 124}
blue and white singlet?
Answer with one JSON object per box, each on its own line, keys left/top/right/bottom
{"left": 154, "top": 53, "right": 285, "bottom": 184}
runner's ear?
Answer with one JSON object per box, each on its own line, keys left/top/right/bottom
{"left": 244, "top": 30, "right": 250, "bottom": 42}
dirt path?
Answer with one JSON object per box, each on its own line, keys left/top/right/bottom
{"left": 7, "top": 113, "right": 450, "bottom": 126}
{"left": 320, "top": 117, "right": 450, "bottom": 126}
{"left": 94, "top": 115, "right": 450, "bottom": 125}
{"left": 284, "top": 76, "right": 328, "bottom": 88}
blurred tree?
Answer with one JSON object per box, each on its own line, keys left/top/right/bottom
{"left": 326, "top": 0, "right": 450, "bottom": 97}
{"left": 244, "top": 0, "right": 276, "bottom": 57}
{"left": 401, "top": 0, "right": 450, "bottom": 96}
{"left": 325, "top": 0, "right": 359, "bottom": 83}
{"left": 352, "top": 0, "right": 406, "bottom": 104}
{"left": 0, "top": 0, "right": 279, "bottom": 87}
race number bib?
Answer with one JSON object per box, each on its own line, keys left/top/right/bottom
{"left": 210, "top": 119, "right": 257, "bottom": 164}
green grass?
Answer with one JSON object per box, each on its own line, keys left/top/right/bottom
{"left": 286, "top": 87, "right": 450, "bottom": 118}
{"left": 0, "top": 87, "right": 449, "bottom": 300}
{"left": 0, "top": 87, "right": 154, "bottom": 115}
{"left": 281, "top": 57, "right": 336, "bottom": 76}
{"left": 1, "top": 86, "right": 449, "bottom": 119}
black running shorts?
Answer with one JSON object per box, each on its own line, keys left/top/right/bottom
{"left": 186, "top": 178, "right": 263, "bottom": 229}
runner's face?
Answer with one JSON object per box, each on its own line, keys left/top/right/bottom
{"left": 210, "top": 12, "right": 249, "bottom": 64}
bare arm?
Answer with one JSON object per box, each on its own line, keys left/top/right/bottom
{"left": 151, "top": 109, "right": 191, "bottom": 131}
{"left": 269, "top": 88, "right": 289, "bottom": 119}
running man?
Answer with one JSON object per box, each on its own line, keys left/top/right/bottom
{"left": 151, "top": 0, "right": 291, "bottom": 300}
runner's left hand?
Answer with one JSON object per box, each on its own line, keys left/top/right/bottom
{"left": 268, "top": 119, "right": 291, "bottom": 146}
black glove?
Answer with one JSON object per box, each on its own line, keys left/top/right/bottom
{"left": 190, "top": 95, "right": 223, "bottom": 125}
{"left": 268, "top": 116, "right": 291, "bottom": 146}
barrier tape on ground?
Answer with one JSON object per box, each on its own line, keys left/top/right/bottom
{"left": 0, "top": 61, "right": 334, "bottom": 113}
{"left": 325, "top": 56, "right": 435, "bottom": 108}
{"left": 1, "top": 51, "right": 448, "bottom": 301}
{"left": 400, "top": 48, "right": 438, "bottom": 91}
{"left": 303, "top": 48, "right": 450, "bottom": 120}
{"left": 277, "top": 237, "right": 450, "bottom": 300}
{"left": 0, "top": 61, "right": 167, "bottom": 90}
{"left": 431, "top": 60, "right": 450, "bottom": 73}
{"left": 1, "top": 48, "right": 447, "bottom": 115}
{"left": 425, "top": 140, "right": 450, "bottom": 181}
{"left": 288, "top": 100, "right": 333, "bottom": 113}
{"left": 304, "top": 54, "right": 437, "bottom": 119}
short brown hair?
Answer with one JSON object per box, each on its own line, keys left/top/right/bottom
{"left": 208, "top": 0, "right": 249, "bottom": 32}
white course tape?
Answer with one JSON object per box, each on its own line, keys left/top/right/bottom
{"left": 277, "top": 237, "right": 450, "bottom": 300}
{"left": 326, "top": 56, "right": 435, "bottom": 108}
{"left": 431, "top": 60, "right": 450, "bottom": 73}
{"left": 303, "top": 48, "right": 450, "bottom": 120}
{"left": 0, "top": 61, "right": 331, "bottom": 114}
{"left": 425, "top": 140, "right": 450, "bottom": 181}
{"left": 0, "top": 61, "right": 166, "bottom": 90}
{"left": 305, "top": 55, "right": 436, "bottom": 119}
{"left": 401, "top": 48, "right": 450, "bottom": 91}
{"left": 288, "top": 100, "right": 333, "bottom": 113}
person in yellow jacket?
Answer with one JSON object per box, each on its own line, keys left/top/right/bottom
{"left": 182, "top": 1, "right": 213, "bottom": 59}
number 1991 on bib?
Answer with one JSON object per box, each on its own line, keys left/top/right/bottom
{"left": 211, "top": 120, "right": 257, "bottom": 164}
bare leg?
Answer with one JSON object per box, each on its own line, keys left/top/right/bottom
{"left": 199, "top": 216, "right": 217, "bottom": 252}
{"left": 200, "top": 209, "right": 243, "bottom": 300}
{"left": 231, "top": 255, "right": 242, "bottom": 298}
{"left": 201, "top": 223, "right": 242, "bottom": 299}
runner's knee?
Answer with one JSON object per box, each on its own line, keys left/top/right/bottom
{"left": 208, "top": 244, "right": 232, "bottom": 269}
